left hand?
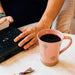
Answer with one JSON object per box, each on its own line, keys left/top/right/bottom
{"left": 14, "top": 23, "right": 46, "bottom": 50}
{"left": 0, "top": 16, "right": 14, "bottom": 25}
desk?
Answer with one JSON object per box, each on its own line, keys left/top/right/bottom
{"left": 0, "top": 34, "right": 75, "bottom": 75}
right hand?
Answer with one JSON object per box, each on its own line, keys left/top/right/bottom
{"left": 0, "top": 16, "right": 14, "bottom": 25}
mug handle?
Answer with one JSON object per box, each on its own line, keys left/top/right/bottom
{"left": 59, "top": 36, "right": 72, "bottom": 55}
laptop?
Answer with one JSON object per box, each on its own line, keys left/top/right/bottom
{"left": 0, "top": 21, "right": 24, "bottom": 63}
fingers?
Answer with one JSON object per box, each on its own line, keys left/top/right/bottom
{"left": 21, "top": 27, "right": 28, "bottom": 32}
{"left": 6, "top": 16, "right": 14, "bottom": 23}
{"left": 14, "top": 31, "right": 31, "bottom": 42}
{"left": 18, "top": 33, "right": 35, "bottom": 47}
{"left": 23, "top": 38, "right": 37, "bottom": 49}
{"left": 0, "top": 17, "right": 7, "bottom": 25}
{"left": 28, "top": 41, "right": 39, "bottom": 50}
{"left": 0, "top": 16, "right": 14, "bottom": 25}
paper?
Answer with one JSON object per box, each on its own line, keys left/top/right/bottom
{"left": 0, "top": 20, "right": 9, "bottom": 30}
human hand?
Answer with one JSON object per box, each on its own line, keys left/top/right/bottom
{"left": 0, "top": 16, "right": 14, "bottom": 25}
{"left": 14, "top": 23, "right": 47, "bottom": 50}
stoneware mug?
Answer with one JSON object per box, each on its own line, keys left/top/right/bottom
{"left": 37, "top": 29, "right": 72, "bottom": 66}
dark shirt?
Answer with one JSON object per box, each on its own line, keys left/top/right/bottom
{"left": 1, "top": 0, "right": 48, "bottom": 27}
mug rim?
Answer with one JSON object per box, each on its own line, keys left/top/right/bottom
{"left": 37, "top": 29, "right": 64, "bottom": 43}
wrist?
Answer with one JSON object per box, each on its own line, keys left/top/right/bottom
{"left": 38, "top": 15, "right": 53, "bottom": 29}
{"left": 0, "top": 12, "right": 6, "bottom": 18}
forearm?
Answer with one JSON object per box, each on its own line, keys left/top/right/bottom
{"left": 0, "top": 1, "right": 5, "bottom": 15}
{"left": 39, "top": 0, "right": 65, "bottom": 28}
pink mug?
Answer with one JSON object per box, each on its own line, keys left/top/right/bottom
{"left": 37, "top": 29, "right": 72, "bottom": 66}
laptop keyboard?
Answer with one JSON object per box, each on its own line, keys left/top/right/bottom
{"left": 0, "top": 27, "right": 22, "bottom": 48}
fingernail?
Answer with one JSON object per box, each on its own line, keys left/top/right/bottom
{"left": 18, "top": 43, "right": 22, "bottom": 47}
{"left": 24, "top": 47, "right": 26, "bottom": 49}
{"left": 14, "top": 39, "right": 17, "bottom": 42}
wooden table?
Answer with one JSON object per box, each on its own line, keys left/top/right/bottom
{"left": 0, "top": 34, "right": 75, "bottom": 75}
